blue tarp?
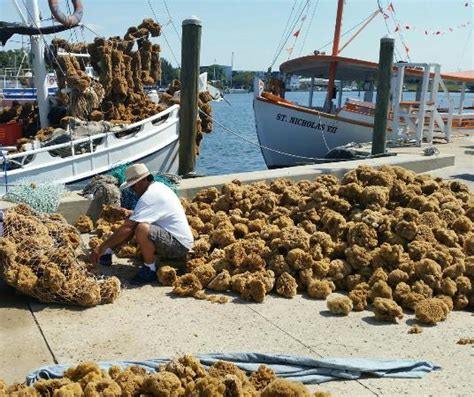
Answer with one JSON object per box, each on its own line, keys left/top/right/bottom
{"left": 25, "top": 352, "right": 440, "bottom": 385}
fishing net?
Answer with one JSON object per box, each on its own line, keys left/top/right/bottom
{"left": 3, "top": 178, "right": 66, "bottom": 213}
{"left": 108, "top": 163, "right": 181, "bottom": 210}
{"left": 0, "top": 204, "right": 120, "bottom": 306}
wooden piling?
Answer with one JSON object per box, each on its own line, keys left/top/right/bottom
{"left": 372, "top": 37, "right": 394, "bottom": 155}
{"left": 179, "top": 16, "right": 202, "bottom": 176}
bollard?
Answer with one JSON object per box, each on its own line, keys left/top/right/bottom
{"left": 372, "top": 37, "right": 394, "bottom": 155}
{"left": 179, "top": 16, "right": 202, "bottom": 176}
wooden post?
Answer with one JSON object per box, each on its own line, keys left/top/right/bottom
{"left": 179, "top": 16, "right": 202, "bottom": 176}
{"left": 372, "top": 37, "right": 394, "bottom": 155}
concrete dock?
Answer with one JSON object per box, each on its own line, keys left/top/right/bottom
{"left": 0, "top": 135, "right": 473, "bottom": 395}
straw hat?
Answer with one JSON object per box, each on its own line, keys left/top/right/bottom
{"left": 120, "top": 163, "right": 151, "bottom": 189}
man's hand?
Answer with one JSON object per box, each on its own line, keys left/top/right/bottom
{"left": 90, "top": 245, "right": 104, "bottom": 265}
{"left": 124, "top": 209, "right": 134, "bottom": 218}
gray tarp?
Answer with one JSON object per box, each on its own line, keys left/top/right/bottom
{"left": 26, "top": 352, "right": 440, "bottom": 385}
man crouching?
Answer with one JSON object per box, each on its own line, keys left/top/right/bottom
{"left": 90, "top": 163, "right": 194, "bottom": 285}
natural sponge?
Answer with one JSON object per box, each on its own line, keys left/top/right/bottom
{"left": 415, "top": 298, "right": 450, "bottom": 324}
{"left": 157, "top": 266, "right": 177, "bottom": 286}
{"left": 373, "top": 298, "right": 404, "bottom": 322}
{"left": 327, "top": 296, "right": 353, "bottom": 315}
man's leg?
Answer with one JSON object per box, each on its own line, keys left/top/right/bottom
{"left": 134, "top": 222, "right": 155, "bottom": 264}
{"left": 129, "top": 222, "right": 158, "bottom": 285}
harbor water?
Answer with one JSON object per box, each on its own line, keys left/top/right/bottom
{"left": 196, "top": 90, "right": 474, "bottom": 176}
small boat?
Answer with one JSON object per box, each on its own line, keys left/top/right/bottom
{"left": 253, "top": 0, "right": 474, "bottom": 169}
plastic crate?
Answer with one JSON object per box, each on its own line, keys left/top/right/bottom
{"left": 0, "top": 122, "right": 22, "bottom": 146}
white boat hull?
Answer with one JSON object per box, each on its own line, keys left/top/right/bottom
{"left": 253, "top": 97, "right": 374, "bottom": 168}
{"left": 0, "top": 105, "right": 180, "bottom": 195}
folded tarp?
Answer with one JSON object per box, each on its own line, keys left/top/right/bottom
{"left": 26, "top": 352, "right": 440, "bottom": 385}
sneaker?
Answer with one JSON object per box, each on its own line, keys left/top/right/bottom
{"left": 130, "top": 265, "right": 157, "bottom": 285}
{"left": 99, "top": 253, "right": 113, "bottom": 266}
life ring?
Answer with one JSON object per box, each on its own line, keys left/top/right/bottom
{"left": 48, "top": 76, "right": 56, "bottom": 86}
{"left": 48, "top": 0, "right": 83, "bottom": 27}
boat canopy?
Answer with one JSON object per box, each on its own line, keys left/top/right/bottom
{"left": 280, "top": 55, "right": 474, "bottom": 83}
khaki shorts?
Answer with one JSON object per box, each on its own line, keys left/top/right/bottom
{"left": 148, "top": 222, "right": 189, "bottom": 259}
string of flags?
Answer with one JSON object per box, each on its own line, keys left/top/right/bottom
{"left": 386, "top": 1, "right": 472, "bottom": 36}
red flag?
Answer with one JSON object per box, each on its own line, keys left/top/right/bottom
{"left": 293, "top": 30, "right": 300, "bottom": 38}
{"left": 395, "top": 24, "right": 400, "bottom": 32}
{"left": 404, "top": 44, "right": 410, "bottom": 54}
{"left": 387, "top": 2, "right": 395, "bottom": 12}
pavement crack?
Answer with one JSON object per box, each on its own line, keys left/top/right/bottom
{"left": 27, "top": 302, "right": 59, "bottom": 364}
{"left": 246, "top": 305, "right": 379, "bottom": 396}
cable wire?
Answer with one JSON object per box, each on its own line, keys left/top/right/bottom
{"left": 146, "top": 0, "right": 181, "bottom": 67}
{"left": 298, "top": 0, "right": 320, "bottom": 57}
{"left": 269, "top": 0, "right": 311, "bottom": 69}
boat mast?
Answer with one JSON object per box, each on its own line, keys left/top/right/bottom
{"left": 27, "top": 0, "right": 49, "bottom": 128}
{"left": 324, "top": 0, "right": 345, "bottom": 112}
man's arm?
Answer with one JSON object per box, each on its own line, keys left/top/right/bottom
{"left": 90, "top": 219, "right": 137, "bottom": 264}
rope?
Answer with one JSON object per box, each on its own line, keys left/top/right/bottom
{"left": 316, "top": 10, "right": 380, "bottom": 52}
{"left": 270, "top": 0, "right": 298, "bottom": 68}
{"left": 146, "top": 0, "right": 181, "bottom": 67}
{"left": 381, "top": 0, "right": 411, "bottom": 62}
{"left": 19, "top": 0, "right": 66, "bottom": 76}
{"left": 161, "top": 0, "right": 181, "bottom": 41}
{"left": 286, "top": 1, "right": 312, "bottom": 61}
{"left": 81, "top": 23, "right": 104, "bottom": 38}
{"left": 269, "top": 0, "right": 311, "bottom": 69}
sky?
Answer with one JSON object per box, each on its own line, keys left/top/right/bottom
{"left": 0, "top": 0, "right": 472, "bottom": 73}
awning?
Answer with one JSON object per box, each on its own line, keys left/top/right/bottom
{"left": 0, "top": 21, "right": 71, "bottom": 45}
{"left": 280, "top": 55, "right": 474, "bottom": 84}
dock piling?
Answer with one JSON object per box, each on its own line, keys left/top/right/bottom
{"left": 372, "top": 37, "right": 394, "bottom": 155}
{"left": 179, "top": 16, "right": 202, "bottom": 176}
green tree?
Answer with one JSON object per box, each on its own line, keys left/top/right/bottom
{"left": 201, "top": 64, "right": 226, "bottom": 82}
{"left": 231, "top": 71, "right": 256, "bottom": 90}
{"left": 0, "top": 49, "right": 31, "bottom": 71}
{"left": 160, "top": 58, "right": 180, "bottom": 85}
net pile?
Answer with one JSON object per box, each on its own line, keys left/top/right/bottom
{"left": 3, "top": 178, "right": 66, "bottom": 213}
{"left": 0, "top": 204, "right": 120, "bottom": 306}
{"left": 0, "top": 355, "right": 331, "bottom": 396}
{"left": 92, "top": 166, "right": 474, "bottom": 325}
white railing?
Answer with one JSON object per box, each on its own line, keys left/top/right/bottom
{"left": 390, "top": 63, "right": 453, "bottom": 146}
{"left": 1, "top": 105, "right": 179, "bottom": 166}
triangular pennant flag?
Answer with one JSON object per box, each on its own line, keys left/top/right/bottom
{"left": 405, "top": 25, "right": 410, "bottom": 30}
{"left": 293, "top": 30, "right": 301, "bottom": 38}
{"left": 435, "top": 31, "right": 441, "bottom": 35}
{"left": 425, "top": 30, "right": 428, "bottom": 35}
{"left": 383, "top": 13, "right": 390, "bottom": 19}
{"left": 404, "top": 44, "right": 410, "bottom": 54}
{"left": 387, "top": 2, "right": 395, "bottom": 12}
{"left": 395, "top": 24, "right": 400, "bottom": 32}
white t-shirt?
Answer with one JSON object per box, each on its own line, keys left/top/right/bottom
{"left": 129, "top": 182, "right": 194, "bottom": 249}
